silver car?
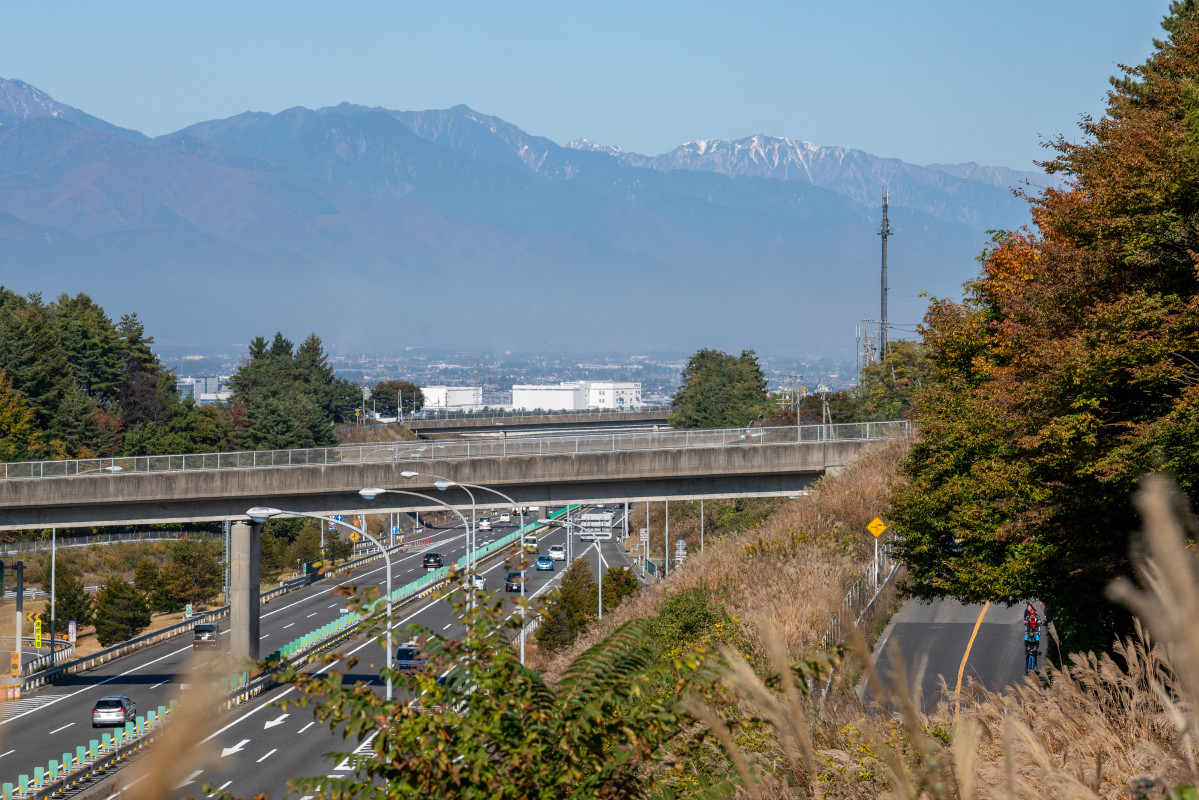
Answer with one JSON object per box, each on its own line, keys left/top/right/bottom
{"left": 92, "top": 695, "right": 136, "bottom": 727}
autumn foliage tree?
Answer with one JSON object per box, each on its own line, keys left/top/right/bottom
{"left": 891, "top": 6, "right": 1199, "bottom": 651}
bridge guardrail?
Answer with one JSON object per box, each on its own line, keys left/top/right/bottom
{"left": 0, "top": 421, "right": 910, "bottom": 481}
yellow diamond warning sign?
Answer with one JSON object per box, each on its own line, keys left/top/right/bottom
{"left": 867, "top": 517, "right": 887, "bottom": 538}
{"left": 349, "top": 532, "right": 360, "bottom": 543}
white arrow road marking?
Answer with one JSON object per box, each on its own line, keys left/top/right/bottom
{"left": 221, "top": 739, "right": 251, "bottom": 757}
{"left": 175, "top": 769, "right": 203, "bottom": 788}
{"left": 264, "top": 713, "right": 289, "bottom": 729}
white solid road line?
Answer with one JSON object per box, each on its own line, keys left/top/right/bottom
{"left": 150, "top": 680, "right": 169, "bottom": 689}
{"left": 257, "top": 748, "right": 278, "bottom": 762}
{"left": 48, "top": 723, "right": 74, "bottom": 734}
{"left": 0, "top": 749, "right": 13, "bottom": 758}
{"left": 298, "top": 721, "right": 315, "bottom": 734}
{"left": 0, "top": 642, "right": 191, "bottom": 727}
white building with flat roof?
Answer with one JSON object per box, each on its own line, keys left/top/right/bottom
{"left": 585, "top": 381, "right": 641, "bottom": 409}
{"left": 422, "top": 385, "right": 483, "bottom": 411}
{"left": 511, "top": 383, "right": 587, "bottom": 411}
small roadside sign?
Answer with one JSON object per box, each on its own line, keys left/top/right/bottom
{"left": 391, "top": 526, "right": 399, "bottom": 535}
{"left": 867, "top": 517, "right": 887, "bottom": 538}
{"left": 349, "top": 531, "right": 360, "bottom": 543}
{"left": 33, "top": 619, "right": 41, "bottom": 649}
{"left": 68, "top": 621, "right": 77, "bottom": 645}
{"left": 25, "top": 612, "right": 40, "bottom": 624}
{"left": 639, "top": 528, "right": 649, "bottom": 544}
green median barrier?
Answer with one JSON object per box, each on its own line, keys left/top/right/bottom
{"left": 101, "top": 733, "right": 111, "bottom": 750}
{"left": 33, "top": 767, "right": 42, "bottom": 787}
{"left": 89, "top": 739, "right": 98, "bottom": 756}
{"left": 4, "top": 781, "right": 13, "bottom": 799}
{"left": 17, "top": 776, "right": 27, "bottom": 794}
{"left": 76, "top": 745, "right": 86, "bottom": 764}
{"left": 169, "top": 698, "right": 178, "bottom": 711}
{"left": 48, "top": 760, "right": 58, "bottom": 779}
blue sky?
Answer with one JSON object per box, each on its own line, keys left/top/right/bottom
{"left": 1, "top": 1, "right": 1168, "bottom": 171}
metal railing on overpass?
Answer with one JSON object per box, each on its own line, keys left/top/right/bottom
{"left": 0, "top": 421, "right": 909, "bottom": 481}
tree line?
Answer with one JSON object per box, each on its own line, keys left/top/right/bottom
{"left": 0, "top": 289, "right": 425, "bottom": 460}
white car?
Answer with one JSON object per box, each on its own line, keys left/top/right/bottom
{"left": 478, "top": 518, "right": 492, "bottom": 531}
{"left": 499, "top": 513, "right": 511, "bottom": 523}
{"left": 549, "top": 544, "right": 566, "bottom": 561}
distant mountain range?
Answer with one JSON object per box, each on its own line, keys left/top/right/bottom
{"left": 0, "top": 77, "right": 1046, "bottom": 354}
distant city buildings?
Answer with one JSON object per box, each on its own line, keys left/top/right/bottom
{"left": 175, "top": 376, "right": 232, "bottom": 406}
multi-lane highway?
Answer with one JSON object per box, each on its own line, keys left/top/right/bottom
{"left": 0, "top": 510, "right": 631, "bottom": 798}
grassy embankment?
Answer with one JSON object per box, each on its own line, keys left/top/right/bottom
{"left": 538, "top": 434, "right": 1199, "bottom": 798}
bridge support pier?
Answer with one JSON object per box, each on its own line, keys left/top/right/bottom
{"left": 230, "top": 521, "right": 261, "bottom": 662}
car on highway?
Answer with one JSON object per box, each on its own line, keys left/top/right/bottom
{"left": 535, "top": 555, "right": 554, "bottom": 571}
{"left": 192, "top": 623, "right": 221, "bottom": 649}
{"left": 395, "top": 645, "right": 428, "bottom": 673}
{"left": 423, "top": 552, "right": 444, "bottom": 570}
{"left": 523, "top": 535, "right": 539, "bottom": 553}
{"left": 549, "top": 544, "right": 566, "bottom": 561}
{"left": 499, "top": 513, "right": 511, "bottom": 523}
{"left": 479, "top": 518, "right": 492, "bottom": 531}
{"left": 92, "top": 695, "right": 136, "bottom": 728}
{"left": 463, "top": 573, "right": 485, "bottom": 591}
{"left": 504, "top": 571, "right": 524, "bottom": 591}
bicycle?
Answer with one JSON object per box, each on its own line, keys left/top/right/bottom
{"left": 1026, "top": 647, "right": 1038, "bottom": 670}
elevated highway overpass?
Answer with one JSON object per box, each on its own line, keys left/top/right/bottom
{"left": 0, "top": 421, "right": 908, "bottom": 530}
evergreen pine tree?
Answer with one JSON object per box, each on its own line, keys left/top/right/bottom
{"left": 93, "top": 577, "right": 151, "bottom": 646}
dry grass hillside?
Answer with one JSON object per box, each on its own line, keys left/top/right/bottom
{"left": 539, "top": 436, "right": 912, "bottom": 680}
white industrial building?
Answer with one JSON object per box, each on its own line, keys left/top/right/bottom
{"left": 422, "top": 385, "right": 483, "bottom": 411}
{"left": 511, "top": 383, "right": 587, "bottom": 411}
{"left": 586, "top": 381, "right": 642, "bottom": 409}
{"left": 511, "top": 381, "right": 642, "bottom": 412}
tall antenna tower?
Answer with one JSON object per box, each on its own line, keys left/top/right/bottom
{"left": 878, "top": 188, "right": 892, "bottom": 359}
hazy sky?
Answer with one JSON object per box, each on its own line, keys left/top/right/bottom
{"left": 0, "top": 2, "right": 1169, "bottom": 171}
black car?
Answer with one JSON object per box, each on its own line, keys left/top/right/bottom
{"left": 504, "top": 571, "right": 524, "bottom": 592}
{"left": 423, "top": 552, "right": 443, "bottom": 570}
{"left": 192, "top": 623, "right": 221, "bottom": 649}
{"left": 395, "top": 646, "right": 428, "bottom": 673}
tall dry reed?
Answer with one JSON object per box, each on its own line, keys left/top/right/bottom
{"left": 691, "top": 474, "right": 1199, "bottom": 800}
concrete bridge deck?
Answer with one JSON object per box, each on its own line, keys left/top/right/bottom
{"left": 0, "top": 421, "right": 908, "bottom": 530}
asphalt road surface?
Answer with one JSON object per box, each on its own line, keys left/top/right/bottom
{"left": 867, "top": 598, "right": 1042, "bottom": 712}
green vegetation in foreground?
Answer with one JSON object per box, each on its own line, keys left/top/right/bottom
{"left": 889, "top": 5, "right": 1199, "bottom": 652}
{"left": 281, "top": 579, "right": 760, "bottom": 799}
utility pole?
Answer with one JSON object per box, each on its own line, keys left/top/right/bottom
{"left": 50, "top": 529, "right": 55, "bottom": 653}
{"left": 878, "top": 188, "right": 892, "bottom": 359}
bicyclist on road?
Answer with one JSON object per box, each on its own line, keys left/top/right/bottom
{"left": 1024, "top": 628, "right": 1040, "bottom": 670}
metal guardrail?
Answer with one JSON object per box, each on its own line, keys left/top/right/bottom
{"left": 0, "top": 421, "right": 910, "bottom": 481}
{"left": 14, "top": 699, "right": 178, "bottom": 800}
{"left": 0, "top": 530, "right": 221, "bottom": 557}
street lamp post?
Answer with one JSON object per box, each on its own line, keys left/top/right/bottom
{"left": 397, "top": 473, "right": 530, "bottom": 666}
{"left": 398, "top": 471, "right": 478, "bottom": 573}
{"left": 247, "top": 507, "right": 395, "bottom": 701}
{"left": 541, "top": 516, "right": 607, "bottom": 620}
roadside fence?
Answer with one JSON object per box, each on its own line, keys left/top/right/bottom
{"left": 0, "top": 530, "right": 222, "bottom": 557}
